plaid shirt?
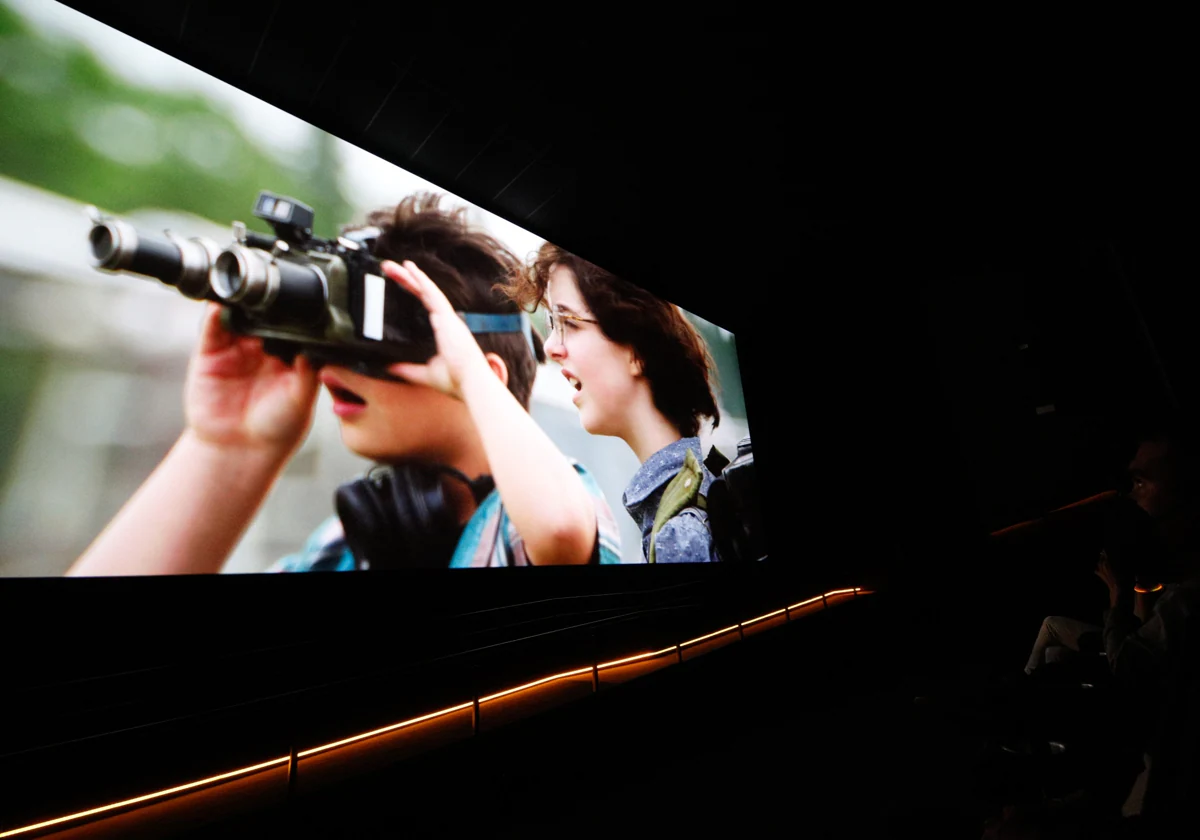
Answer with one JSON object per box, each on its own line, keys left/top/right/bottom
{"left": 268, "top": 461, "right": 622, "bottom": 571}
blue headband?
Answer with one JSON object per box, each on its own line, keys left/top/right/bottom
{"left": 458, "top": 311, "right": 536, "bottom": 359}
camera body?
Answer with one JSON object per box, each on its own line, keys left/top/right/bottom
{"left": 88, "top": 190, "right": 437, "bottom": 378}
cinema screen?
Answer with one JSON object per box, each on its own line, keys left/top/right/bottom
{"left": 0, "top": 0, "right": 761, "bottom": 574}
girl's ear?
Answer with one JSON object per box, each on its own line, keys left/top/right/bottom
{"left": 628, "top": 350, "right": 643, "bottom": 377}
{"left": 484, "top": 352, "right": 509, "bottom": 387}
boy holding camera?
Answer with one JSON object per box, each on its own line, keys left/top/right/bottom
{"left": 69, "top": 194, "right": 621, "bottom": 574}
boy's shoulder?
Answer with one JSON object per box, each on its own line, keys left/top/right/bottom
{"left": 271, "top": 458, "right": 623, "bottom": 570}
{"left": 456, "top": 457, "right": 622, "bottom": 566}
{"left": 266, "top": 516, "right": 356, "bottom": 573}
{"left": 567, "top": 459, "right": 623, "bottom": 565}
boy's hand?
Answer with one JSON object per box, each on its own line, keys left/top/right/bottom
{"left": 183, "top": 304, "right": 319, "bottom": 456}
{"left": 382, "top": 259, "right": 493, "bottom": 399}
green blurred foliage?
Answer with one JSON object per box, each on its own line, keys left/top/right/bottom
{"left": 0, "top": 2, "right": 352, "bottom": 237}
{"left": 0, "top": 346, "right": 46, "bottom": 482}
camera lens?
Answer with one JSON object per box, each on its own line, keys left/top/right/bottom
{"left": 86, "top": 219, "right": 181, "bottom": 281}
{"left": 88, "top": 224, "right": 118, "bottom": 266}
{"left": 213, "top": 249, "right": 248, "bottom": 300}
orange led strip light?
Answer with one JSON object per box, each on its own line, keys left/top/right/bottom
{"left": 739, "top": 607, "right": 788, "bottom": 628}
{"left": 596, "top": 645, "right": 680, "bottom": 670}
{"left": 679, "top": 624, "right": 742, "bottom": 647}
{"left": 2, "top": 586, "right": 865, "bottom": 838}
{"left": 478, "top": 666, "right": 595, "bottom": 703}
{"left": 298, "top": 701, "right": 476, "bottom": 758}
{"left": 0, "top": 756, "right": 290, "bottom": 838}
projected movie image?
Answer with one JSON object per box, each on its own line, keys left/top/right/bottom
{"left": 0, "top": 0, "right": 761, "bottom": 574}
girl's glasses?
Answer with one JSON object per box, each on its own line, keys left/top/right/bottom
{"left": 546, "top": 311, "right": 599, "bottom": 344}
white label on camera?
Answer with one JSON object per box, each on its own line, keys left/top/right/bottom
{"left": 363, "top": 273, "right": 385, "bottom": 340}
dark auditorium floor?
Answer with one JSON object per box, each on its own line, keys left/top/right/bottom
{"left": 177, "top": 594, "right": 1011, "bottom": 839}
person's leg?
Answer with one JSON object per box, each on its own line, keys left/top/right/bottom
{"left": 1024, "top": 616, "right": 1103, "bottom": 674}
{"left": 1025, "top": 616, "right": 1061, "bottom": 675}
{"left": 1001, "top": 616, "right": 1106, "bottom": 758}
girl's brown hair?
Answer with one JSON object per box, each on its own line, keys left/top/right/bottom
{"left": 506, "top": 243, "right": 719, "bottom": 437}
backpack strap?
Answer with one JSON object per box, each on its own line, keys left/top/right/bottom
{"left": 649, "top": 447, "right": 706, "bottom": 563}
{"left": 704, "top": 445, "right": 730, "bottom": 476}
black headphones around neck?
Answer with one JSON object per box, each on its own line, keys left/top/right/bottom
{"left": 335, "top": 461, "right": 496, "bottom": 570}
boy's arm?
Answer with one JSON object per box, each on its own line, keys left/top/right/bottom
{"left": 457, "top": 363, "right": 597, "bottom": 565}
{"left": 384, "top": 260, "right": 597, "bottom": 566}
{"left": 68, "top": 432, "right": 291, "bottom": 576}
{"left": 68, "top": 304, "right": 319, "bottom": 576}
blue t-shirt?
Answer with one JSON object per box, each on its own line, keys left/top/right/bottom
{"left": 269, "top": 461, "right": 622, "bottom": 571}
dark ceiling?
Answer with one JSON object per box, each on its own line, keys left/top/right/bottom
{"left": 54, "top": 1, "right": 800, "bottom": 332}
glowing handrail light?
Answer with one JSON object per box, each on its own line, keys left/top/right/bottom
{"left": 788, "top": 595, "right": 823, "bottom": 610}
{"left": 0, "top": 756, "right": 289, "bottom": 838}
{"left": 740, "top": 607, "right": 788, "bottom": 628}
{"left": 478, "top": 666, "right": 595, "bottom": 703}
{"left": 2, "top": 585, "right": 868, "bottom": 838}
{"left": 297, "top": 701, "right": 475, "bottom": 758}
{"left": 680, "top": 624, "right": 741, "bottom": 647}
{"left": 597, "top": 645, "right": 679, "bottom": 670}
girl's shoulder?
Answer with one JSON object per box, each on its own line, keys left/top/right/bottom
{"left": 653, "top": 506, "right": 717, "bottom": 563}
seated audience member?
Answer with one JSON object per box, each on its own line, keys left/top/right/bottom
{"left": 1024, "top": 500, "right": 1166, "bottom": 677}
{"left": 1096, "top": 430, "right": 1200, "bottom": 823}
{"left": 1013, "top": 429, "right": 1200, "bottom": 825}
{"left": 1020, "top": 429, "right": 1199, "bottom": 678}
